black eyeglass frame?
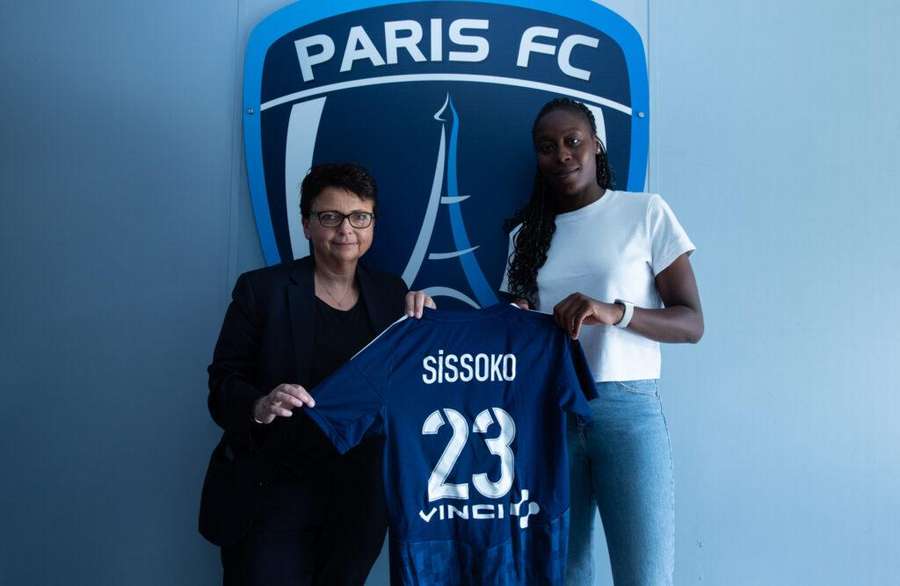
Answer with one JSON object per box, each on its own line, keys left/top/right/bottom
{"left": 309, "top": 210, "right": 376, "bottom": 228}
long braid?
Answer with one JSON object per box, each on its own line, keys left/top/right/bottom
{"left": 505, "top": 98, "right": 613, "bottom": 306}
{"left": 504, "top": 173, "right": 556, "bottom": 306}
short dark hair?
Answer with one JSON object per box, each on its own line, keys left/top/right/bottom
{"left": 299, "top": 163, "right": 378, "bottom": 217}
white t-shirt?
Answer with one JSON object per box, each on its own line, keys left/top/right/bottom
{"left": 501, "top": 190, "right": 695, "bottom": 382}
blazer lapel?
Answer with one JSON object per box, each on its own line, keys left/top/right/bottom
{"left": 288, "top": 257, "right": 315, "bottom": 387}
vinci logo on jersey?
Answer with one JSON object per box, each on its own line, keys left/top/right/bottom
{"left": 244, "top": 0, "right": 648, "bottom": 308}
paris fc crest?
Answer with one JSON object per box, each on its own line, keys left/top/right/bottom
{"left": 244, "top": 0, "right": 648, "bottom": 308}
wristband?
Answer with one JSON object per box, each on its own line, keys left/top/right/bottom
{"left": 614, "top": 300, "right": 634, "bottom": 329}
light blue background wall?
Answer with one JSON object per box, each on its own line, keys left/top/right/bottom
{"left": 1, "top": 1, "right": 897, "bottom": 585}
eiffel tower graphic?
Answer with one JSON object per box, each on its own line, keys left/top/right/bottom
{"left": 401, "top": 94, "right": 498, "bottom": 309}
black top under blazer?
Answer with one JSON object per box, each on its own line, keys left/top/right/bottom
{"left": 199, "top": 256, "right": 408, "bottom": 546}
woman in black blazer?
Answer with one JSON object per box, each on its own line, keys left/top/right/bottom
{"left": 200, "top": 163, "right": 434, "bottom": 585}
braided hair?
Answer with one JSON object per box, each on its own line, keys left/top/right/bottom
{"left": 505, "top": 98, "right": 613, "bottom": 306}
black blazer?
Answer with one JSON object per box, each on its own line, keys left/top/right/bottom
{"left": 199, "top": 256, "right": 408, "bottom": 546}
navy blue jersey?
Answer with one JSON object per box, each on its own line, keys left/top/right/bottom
{"left": 304, "top": 303, "right": 596, "bottom": 585}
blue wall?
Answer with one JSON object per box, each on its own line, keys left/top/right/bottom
{"left": 1, "top": 1, "right": 897, "bottom": 584}
{"left": 652, "top": 2, "right": 900, "bottom": 584}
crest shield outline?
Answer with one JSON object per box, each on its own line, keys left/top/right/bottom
{"left": 243, "top": 0, "right": 649, "bottom": 307}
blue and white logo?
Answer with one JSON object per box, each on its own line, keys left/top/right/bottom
{"left": 244, "top": 0, "right": 648, "bottom": 308}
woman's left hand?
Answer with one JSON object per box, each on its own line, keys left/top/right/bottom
{"left": 553, "top": 292, "right": 624, "bottom": 339}
{"left": 405, "top": 290, "right": 437, "bottom": 318}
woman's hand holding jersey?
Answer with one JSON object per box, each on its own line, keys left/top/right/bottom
{"left": 553, "top": 293, "right": 626, "bottom": 339}
{"left": 551, "top": 252, "right": 703, "bottom": 343}
{"left": 404, "top": 289, "right": 436, "bottom": 318}
{"left": 252, "top": 383, "right": 316, "bottom": 424}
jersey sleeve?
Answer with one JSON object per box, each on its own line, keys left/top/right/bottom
{"left": 647, "top": 194, "right": 696, "bottom": 275}
{"left": 303, "top": 323, "right": 399, "bottom": 454}
{"left": 552, "top": 335, "right": 596, "bottom": 418}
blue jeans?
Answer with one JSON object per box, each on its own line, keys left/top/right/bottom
{"left": 566, "top": 380, "right": 675, "bottom": 585}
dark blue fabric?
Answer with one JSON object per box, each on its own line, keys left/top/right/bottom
{"left": 304, "top": 303, "right": 595, "bottom": 585}
{"left": 389, "top": 512, "right": 570, "bottom": 585}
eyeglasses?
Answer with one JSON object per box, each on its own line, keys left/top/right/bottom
{"left": 310, "top": 210, "right": 375, "bottom": 228}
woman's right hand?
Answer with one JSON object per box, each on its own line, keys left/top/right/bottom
{"left": 553, "top": 292, "right": 624, "bottom": 339}
{"left": 252, "top": 384, "right": 316, "bottom": 424}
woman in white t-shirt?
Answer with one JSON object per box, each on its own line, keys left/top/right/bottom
{"left": 502, "top": 98, "right": 704, "bottom": 585}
